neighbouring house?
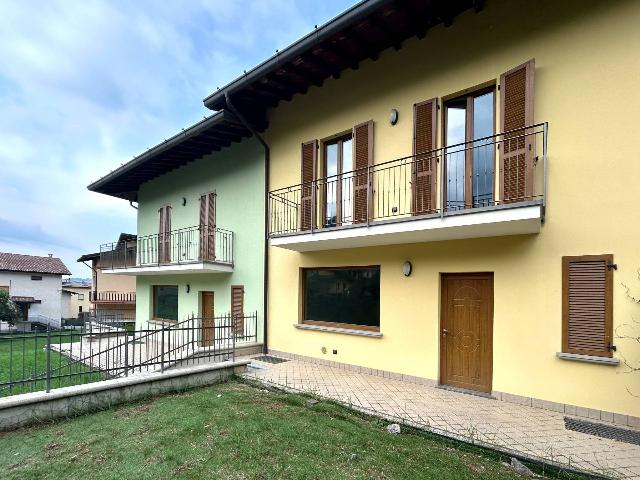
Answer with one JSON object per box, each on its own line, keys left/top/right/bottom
{"left": 87, "top": 115, "right": 265, "bottom": 354}
{"left": 84, "top": 0, "right": 640, "bottom": 423}
{"left": 0, "top": 252, "right": 71, "bottom": 331}
{"left": 61, "top": 280, "right": 92, "bottom": 319}
{"left": 77, "top": 235, "right": 137, "bottom": 325}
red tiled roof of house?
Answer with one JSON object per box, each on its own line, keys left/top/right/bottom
{"left": 0, "top": 252, "right": 71, "bottom": 275}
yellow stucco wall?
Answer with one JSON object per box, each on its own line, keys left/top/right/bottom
{"left": 265, "top": 0, "right": 640, "bottom": 416}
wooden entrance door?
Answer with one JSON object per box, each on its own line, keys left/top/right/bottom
{"left": 440, "top": 273, "right": 493, "bottom": 393}
{"left": 201, "top": 291, "right": 215, "bottom": 347}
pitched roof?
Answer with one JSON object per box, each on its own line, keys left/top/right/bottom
{"left": 0, "top": 252, "right": 71, "bottom": 275}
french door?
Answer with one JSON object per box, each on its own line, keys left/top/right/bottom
{"left": 444, "top": 88, "right": 495, "bottom": 211}
{"left": 323, "top": 134, "right": 353, "bottom": 227}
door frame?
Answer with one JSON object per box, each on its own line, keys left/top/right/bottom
{"left": 439, "top": 272, "right": 494, "bottom": 393}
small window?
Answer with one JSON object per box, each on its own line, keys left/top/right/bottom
{"left": 77, "top": 294, "right": 84, "bottom": 301}
{"left": 302, "top": 267, "right": 380, "bottom": 331}
{"left": 562, "top": 255, "right": 613, "bottom": 357}
{"left": 153, "top": 285, "right": 178, "bottom": 321}
{"left": 78, "top": 306, "right": 83, "bottom": 313}
{"left": 31, "top": 275, "right": 42, "bottom": 281}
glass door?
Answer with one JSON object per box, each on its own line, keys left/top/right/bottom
{"left": 445, "top": 88, "right": 495, "bottom": 210}
{"left": 323, "top": 135, "right": 353, "bottom": 227}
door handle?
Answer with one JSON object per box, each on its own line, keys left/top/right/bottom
{"left": 442, "top": 329, "right": 449, "bottom": 336}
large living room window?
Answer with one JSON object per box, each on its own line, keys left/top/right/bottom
{"left": 153, "top": 285, "right": 178, "bottom": 321}
{"left": 302, "top": 267, "right": 380, "bottom": 331}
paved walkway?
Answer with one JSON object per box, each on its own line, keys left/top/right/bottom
{"left": 244, "top": 357, "right": 640, "bottom": 479}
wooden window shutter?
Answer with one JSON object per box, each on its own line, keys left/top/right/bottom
{"left": 231, "top": 285, "right": 245, "bottom": 335}
{"left": 562, "top": 255, "right": 614, "bottom": 357}
{"left": 500, "top": 59, "right": 534, "bottom": 203}
{"left": 412, "top": 98, "right": 438, "bottom": 215}
{"left": 300, "top": 140, "right": 317, "bottom": 231}
{"left": 352, "top": 120, "right": 374, "bottom": 223}
{"left": 199, "top": 191, "right": 216, "bottom": 261}
{"left": 158, "top": 206, "right": 172, "bottom": 264}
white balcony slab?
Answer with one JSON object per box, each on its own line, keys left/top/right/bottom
{"left": 271, "top": 203, "right": 543, "bottom": 252}
{"left": 103, "top": 262, "right": 233, "bottom": 275}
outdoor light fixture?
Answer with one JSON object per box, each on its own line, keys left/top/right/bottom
{"left": 186, "top": 284, "right": 191, "bottom": 293}
{"left": 389, "top": 108, "right": 399, "bottom": 125}
{"left": 402, "top": 261, "right": 412, "bottom": 277}
{"left": 182, "top": 197, "right": 187, "bottom": 206}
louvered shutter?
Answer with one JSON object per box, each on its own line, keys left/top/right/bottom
{"left": 231, "top": 285, "right": 244, "bottom": 335}
{"left": 352, "top": 120, "right": 373, "bottom": 223}
{"left": 500, "top": 59, "right": 534, "bottom": 203}
{"left": 562, "top": 255, "right": 613, "bottom": 357}
{"left": 199, "top": 192, "right": 216, "bottom": 261}
{"left": 300, "top": 140, "right": 317, "bottom": 231}
{"left": 413, "top": 98, "right": 438, "bottom": 214}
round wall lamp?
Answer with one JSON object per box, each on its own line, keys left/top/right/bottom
{"left": 402, "top": 261, "right": 412, "bottom": 277}
{"left": 389, "top": 108, "right": 399, "bottom": 125}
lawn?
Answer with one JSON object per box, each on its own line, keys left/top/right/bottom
{"left": 0, "top": 381, "right": 586, "bottom": 480}
{"left": 0, "top": 331, "right": 103, "bottom": 397}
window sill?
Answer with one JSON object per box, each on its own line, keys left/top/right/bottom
{"left": 293, "top": 323, "right": 383, "bottom": 338}
{"left": 556, "top": 352, "right": 620, "bottom": 366}
{"left": 148, "top": 319, "right": 178, "bottom": 326}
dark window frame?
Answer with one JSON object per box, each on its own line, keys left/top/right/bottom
{"left": 31, "top": 275, "right": 43, "bottom": 281}
{"left": 443, "top": 84, "right": 497, "bottom": 211}
{"left": 321, "top": 132, "right": 353, "bottom": 227}
{"left": 152, "top": 284, "right": 179, "bottom": 322}
{"left": 300, "top": 265, "right": 381, "bottom": 332}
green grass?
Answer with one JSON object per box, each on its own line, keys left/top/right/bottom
{"left": 0, "top": 331, "right": 103, "bottom": 397}
{"left": 0, "top": 381, "right": 587, "bottom": 480}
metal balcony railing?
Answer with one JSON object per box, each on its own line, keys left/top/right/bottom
{"left": 99, "top": 225, "right": 233, "bottom": 270}
{"left": 268, "top": 123, "right": 548, "bottom": 236}
{"left": 89, "top": 291, "right": 136, "bottom": 303}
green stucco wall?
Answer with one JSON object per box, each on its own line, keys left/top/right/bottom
{"left": 134, "top": 137, "right": 265, "bottom": 341}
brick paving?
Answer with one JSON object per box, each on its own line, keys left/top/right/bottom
{"left": 244, "top": 357, "right": 640, "bottom": 479}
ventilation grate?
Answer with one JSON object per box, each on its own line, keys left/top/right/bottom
{"left": 564, "top": 417, "right": 640, "bottom": 446}
{"left": 252, "top": 355, "right": 289, "bottom": 365}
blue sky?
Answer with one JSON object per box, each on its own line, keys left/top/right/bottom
{"left": 0, "top": 0, "right": 353, "bottom": 277}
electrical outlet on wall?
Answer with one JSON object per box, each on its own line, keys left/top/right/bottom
{"left": 333, "top": 349, "right": 338, "bottom": 355}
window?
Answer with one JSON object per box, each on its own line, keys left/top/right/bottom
{"left": 77, "top": 294, "right": 84, "bottom": 301}
{"left": 322, "top": 134, "right": 353, "bottom": 227}
{"left": 78, "top": 306, "right": 83, "bottom": 313}
{"left": 444, "top": 87, "right": 495, "bottom": 210}
{"left": 153, "top": 285, "right": 178, "bottom": 321}
{"left": 302, "top": 267, "right": 380, "bottom": 331}
{"left": 562, "top": 255, "right": 613, "bottom": 357}
{"left": 31, "top": 275, "right": 42, "bottom": 281}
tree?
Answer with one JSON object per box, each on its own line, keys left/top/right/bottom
{"left": 619, "top": 271, "right": 640, "bottom": 396}
{"left": 0, "top": 290, "right": 21, "bottom": 326}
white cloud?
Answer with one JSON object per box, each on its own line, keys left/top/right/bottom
{"left": 0, "top": 0, "right": 352, "bottom": 275}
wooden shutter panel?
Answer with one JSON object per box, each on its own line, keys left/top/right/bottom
{"left": 300, "top": 140, "right": 317, "bottom": 231}
{"left": 562, "top": 255, "right": 613, "bottom": 357}
{"left": 231, "top": 285, "right": 244, "bottom": 335}
{"left": 199, "top": 192, "right": 216, "bottom": 261}
{"left": 413, "top": 98, "right": 438, "bottom": 215}
{"left": 352, "top": 120, "right": 373, "bottom": 223}
{"left": 158, "top": 206, "right": 171, "bottom": 264}
{"left": 500, "top": 59, "right": 534, "bottom": 203}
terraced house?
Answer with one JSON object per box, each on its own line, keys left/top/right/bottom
{"left": 87, "top": 0, "right": 639, "bottom": 423}
{"left": 201, "top": 0, "right": 638, "bottom": 421}
{"left": 88, "top": 112, "right": 265, "bottom": 353}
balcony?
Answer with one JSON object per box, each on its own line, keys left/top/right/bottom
{"left": 89, "top": 291, "right": 136, "bottom": 304}
{"left": 100, "top": 225, "right": 233, "bottom": 275}
{"left": 268, "top": 124, "right": 547, "bottom": 251}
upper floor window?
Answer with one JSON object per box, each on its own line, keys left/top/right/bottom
{"left": 77, "top": 294, "right": 84, "bottom": 301}
{"left": 444, "top": 87, "right": 495, "bottom": 211}
{"left": 31, "top": 275, "right": 42, "bottom": 281}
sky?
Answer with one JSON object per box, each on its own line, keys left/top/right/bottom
{"left": 0, "top": 0, "right": 354, "bottom": 277}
